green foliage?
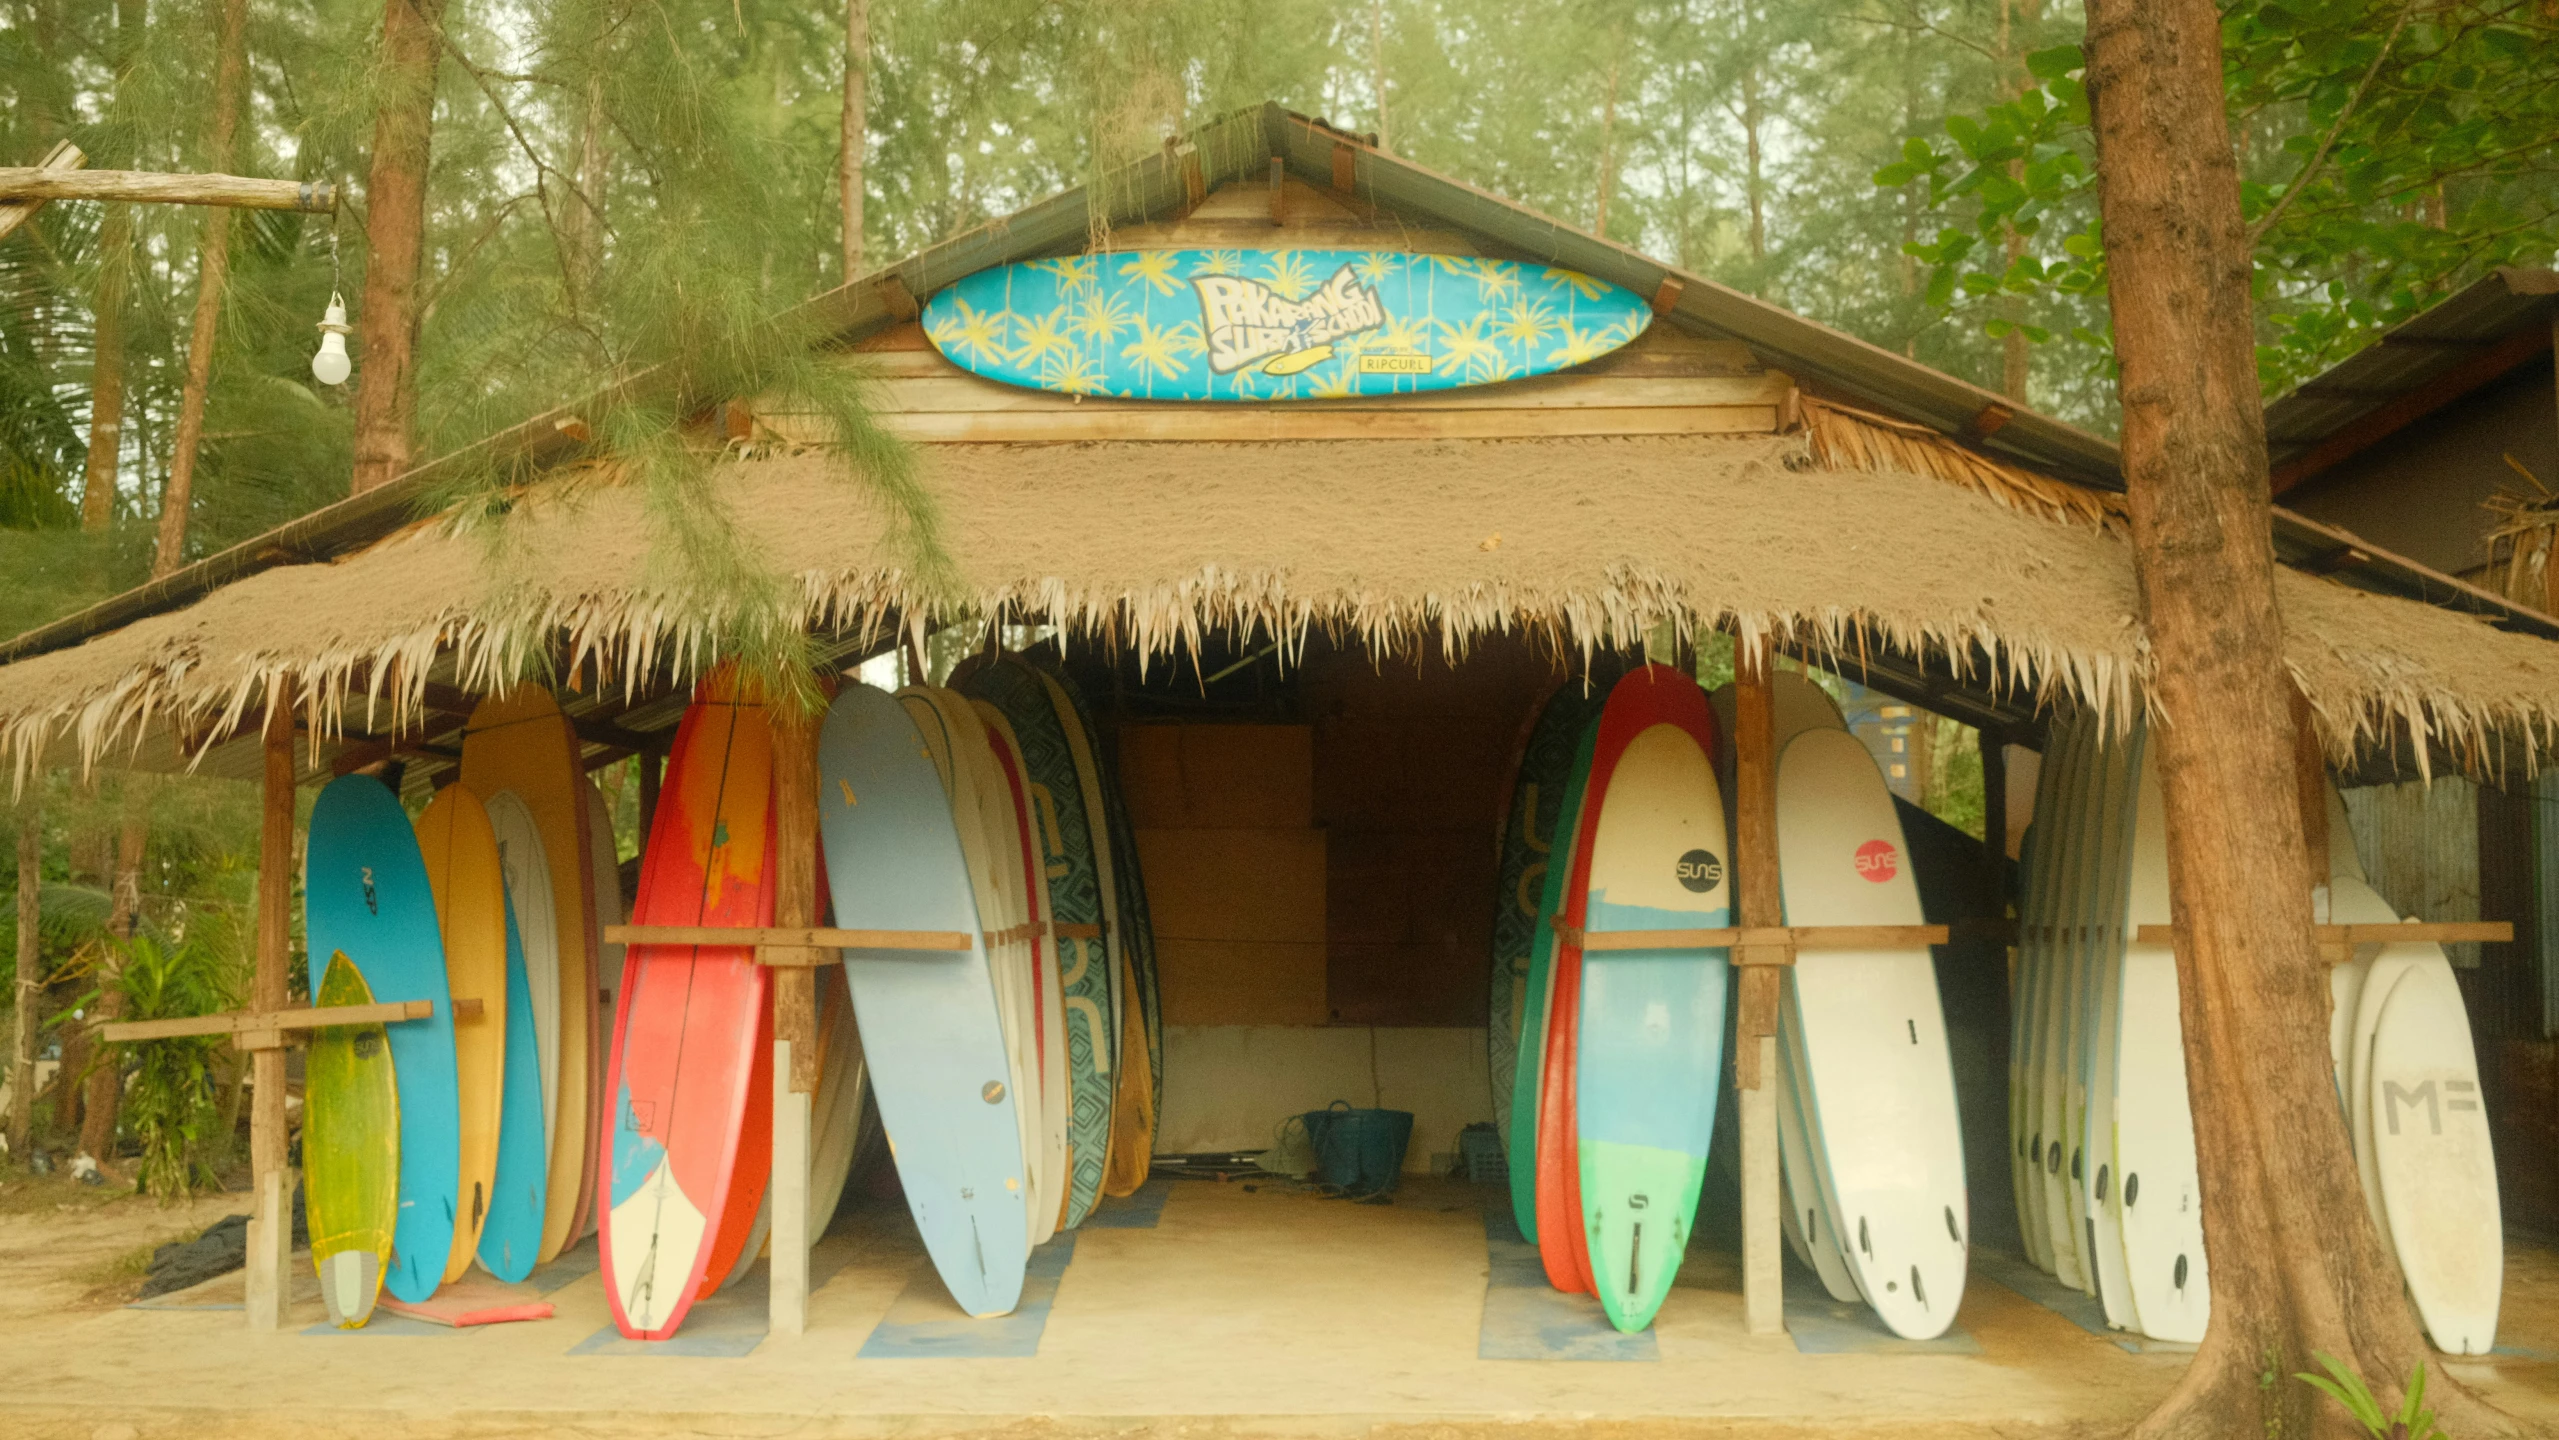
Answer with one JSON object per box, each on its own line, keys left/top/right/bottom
{"left": 109, "top": 931, "right": 246, "bottom": 1198}
{"left": 2296, "top": 1352, "right": 2446, "bottom": 1440}
{"left": 1880, "top": 1, "right": 2559, "bottom": 403}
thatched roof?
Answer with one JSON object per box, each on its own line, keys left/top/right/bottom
{"left": 6, "top": 430, "right": 2555, "bottom": 783}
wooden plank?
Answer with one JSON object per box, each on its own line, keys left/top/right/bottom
{"left": 0, "top": 166, "right": 335, "bottom": 213}
{"left": 852, "top": 372, "right": 1790, "bottom": 416}
{"left": 0, "top": 141, "right": 82, "bottom": 242}
{"left": 832, "top": 404, "right": 1780, "bottom": 445}
{"left": 1563, "top": 924, "right": 1951, "bottom": 952}
{"left": 2134, "top": 921, "right": 2512, "bottom": 946}
{"left": 605, "top": 923, "right": 972, "bottom": 951}
{"left": 103, "top": 1000, "right": 436, "bottom": 1043}
{"left": 1732, "top": 649, "right": 1783, "bottom": 1338}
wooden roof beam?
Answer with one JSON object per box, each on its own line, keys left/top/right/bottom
{"left": 2272, "top": 321, "right": 2554, "bottom": 495}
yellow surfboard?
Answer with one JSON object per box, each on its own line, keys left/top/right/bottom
{"left": 417, "top": 784, "right": 510, "bottom": 1283}
{"left": 305, "top": 952, "right": 398, "bottom": 1327}
{"left": 461, "top": 688, "right": 599, "bottom": 1265}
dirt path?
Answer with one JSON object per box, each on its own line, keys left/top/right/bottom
{"left": 0, "top": 1173, "right": 247, "bottom": 1329}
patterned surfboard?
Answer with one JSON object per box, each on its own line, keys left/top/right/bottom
{"left": 1489, "top": 679, "right": 1609, "bottom": 1152}
{"left": 1507, "top": 712, "right": 1604, "bottom": 1248}
{"left": 922, "top": 250, "right": 1652, "bottom": 402}
{"left": 963, "top": 659, "right": 1117, "bottom": 1230}
{"left": 305, "top": 952, "right": 398, "bottom": 1328}
{"left": 304, "top": 775, "right": 457, "bottom": 1306}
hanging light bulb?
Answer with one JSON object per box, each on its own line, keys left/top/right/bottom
{"left": 311, "top": 291, "right": 353, "bottom": 386}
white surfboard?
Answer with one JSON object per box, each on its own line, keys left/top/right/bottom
{"left": 2349, "top": 924, "right": 2439, "bottom": 1242}
{"left": 2110, "top": 746, "right": 2209, "bottom": 1343}
{"left": 1778, "top": 727, "right": 1969, "bottom": 1339}
{"left": 481, "top": 790, "right": 561, "bottom": 1151}
{"left": 2012, "top": 715, "right": 2083, "bottom": 1276}
{"left": 2327, "top": 876, "right": 2397, "bottom": 1132}
{"left": 808, "top": 963, "right": 869, "bottom": 1236}
{"left": 974, "top": 702, "right": 1069, "bottom": 1250}
{"left": 2076, "top": 731, "right": 2140, "bottom": 1329}
{"left": 2368, "top": 960, "right": 2500, "bottom": 1355}
{"left": 2039, "top": 715, "right": 2096, "bottom": 1290}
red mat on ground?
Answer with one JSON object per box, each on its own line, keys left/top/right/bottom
{"left": 378, "top": 1274, "right": 554, "bottom": 1327}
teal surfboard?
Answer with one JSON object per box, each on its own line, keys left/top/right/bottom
{"left": 1489, "top": 681, "right": 1611, "bottom": 1155}
{"left": 1506, "top": 712, "right": 1605, "bottom": 1245}
{"left": 962, "top": 658, "right": 1117, "bottom": 1229}
{"left": 820, "top": 683, "right": 1030, "bottom": 1316}
{"left": 477, "top": 888, "right": 547, "bottom": 1282}
{"left": 305, "top": 775, "right": 459, "bottom": 1305}
{"left": 922, "top": 250, "right": 1652, "bottom": 402}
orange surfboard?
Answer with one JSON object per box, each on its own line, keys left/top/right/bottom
{"left": 417, "top": 785, "right": 511, "bottom": 1284}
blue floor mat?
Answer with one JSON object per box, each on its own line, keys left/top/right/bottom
{"left": 1476, "top": 1209, "right": 1657, "bottom": 1361}
{"left": 1784, "top": 1277, "right": 1981, "bottom": 1355}
{"left": 529, "top": 1235, "right": 600, "bottom": 1295}
{"left": 1972, "top": 1248, "right": 2194, "bottom": 1354}
{"left": 567, "top": 1240, "right": 860, "bottom": 1358}
{"left": 1082, "top": 1176, "right": 1172, "bottom": 1230}
{"left": 857, "top": 1231, "right": 1079, "bottom": 1358}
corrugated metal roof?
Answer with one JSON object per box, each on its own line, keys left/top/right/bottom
{"left": 2264, "top": 266, "right": 2559, "bottom": 482}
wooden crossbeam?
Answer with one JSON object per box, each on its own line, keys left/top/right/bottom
{"left": 0, "top": 167, "right": 336, "bottom": 214}
{"left": 99, "top": 997, "right": 481, "bottom": 1044}
{"left": 0, "top": 141, "right": 82, "bottom": 242}
{"left": 2133, "top": 921, "right": 2511, "bottom": 947}
{"left": 1553, "top": 923, "right": 1953, "bottom": 957}
{"left": 605, "top": 924, "right": 971, "bottom": 952}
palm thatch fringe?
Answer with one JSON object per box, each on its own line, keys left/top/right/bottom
{"left": 1801, "top": 394, "right": 2126, "bottom": 532}
{"left": 2, "top": 434, "right": 2555, "bottom": 786}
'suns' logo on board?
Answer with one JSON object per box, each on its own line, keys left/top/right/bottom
{"left": 1855, "top": 839, "right": 1900, "bottom": 883}
{"left": 1675, "top": 849, "right": 1724, "bottom": 893}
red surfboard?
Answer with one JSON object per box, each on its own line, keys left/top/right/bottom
{"left": 598, "top": 673, "right": 776, "bottom": 1339}
{"left": 1536, "top": 664, "right": 1702, "bottom": 1294}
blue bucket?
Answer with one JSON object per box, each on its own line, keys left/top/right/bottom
{"left": 1300, "top": 1100, "right": 1415, "bottom": 1198}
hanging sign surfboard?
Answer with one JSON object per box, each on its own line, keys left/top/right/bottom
{"left": 920, "top": 250, "right": 1652, "bottom": 402}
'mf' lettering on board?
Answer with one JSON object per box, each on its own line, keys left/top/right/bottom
{"left": 2383, "top": 1077, "right": 2479, "bottom": 1136}
{"left": 1196, "top": 266, "right": 1386, "bottom": 375}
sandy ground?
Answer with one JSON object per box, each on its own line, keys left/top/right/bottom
{"left": 0, "top": 1174, "right": 2546, "bottom": 1440}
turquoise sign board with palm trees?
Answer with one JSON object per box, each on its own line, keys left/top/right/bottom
{"left": 920, "top": 250, "right": 1653, "bottom": 402}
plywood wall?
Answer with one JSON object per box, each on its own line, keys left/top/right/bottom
{"left": 1154, "top": 1025, "right": 1495, "bottom": 1173}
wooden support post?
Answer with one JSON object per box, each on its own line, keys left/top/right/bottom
{"left": 2291, "top": 687, "right": 2329, "bottom": 894}
{"left": 766, "top": 700, "right": 822, "bottom": 1338}
{"left": 246, "top": 680, "right": 296, "bottom": 1332}
{"left": 1731, "top": 649, "right": 1785, "bottom": 1337}
{"left": 9, "top": 797, "right": 38, "bottom": 1161}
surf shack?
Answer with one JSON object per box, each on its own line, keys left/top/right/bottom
{"left": 0, "top": 102, "right": 2552, "bottom": 1434}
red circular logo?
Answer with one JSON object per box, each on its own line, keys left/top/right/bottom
{"left": 1854, "top": 839, "right": 1900, "bottom": 883}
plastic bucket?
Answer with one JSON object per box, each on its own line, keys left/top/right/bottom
{"left": 1300, "top": 1100, "right": 1415, "bottom": 1198}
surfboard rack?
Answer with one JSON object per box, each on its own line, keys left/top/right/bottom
{"left": 2132, "top": 921, "right": 2510, "bottom": 947}
{"left": 604, "top": 920, "right": 1111, "bottom": 961}
{"left": 99, "top": 996, "right": 482, "bottom": 1050}
{"left": 1551, "top": 923, "right": 1952, "bottom": 961}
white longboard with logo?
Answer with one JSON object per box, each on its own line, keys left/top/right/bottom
{"left": 1774, "top": 727, "right": 1969, "bottom": 1340}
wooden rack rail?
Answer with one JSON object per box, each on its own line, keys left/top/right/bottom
{"left": 1553, "top": 924, "right": 1951, "bottom": 959}
{"left": 99, "top": 997, "right": 481, "bottom": 1049}
{"left": 2132, "top": 921, "right": 2511, "bottom": 946}
{"left": 604, "top": 921, "right": 1104, "bottom": 962}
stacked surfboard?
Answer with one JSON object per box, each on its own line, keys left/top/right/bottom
{"left": 302, "top": 688, "right": 630, "bottom": 1327}
{"left": 817, "top": 662, "right": 1161, "bottom": 1316}
{"left": 1495, "top": 665, "right": 1966, "bottom": 1337}
{"left": 2324, "top": 803, "right": 2503, "bottom": 1355}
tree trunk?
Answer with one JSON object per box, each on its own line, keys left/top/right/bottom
{"left": 1369, "top": 0, "right": 1391, "bottom": 153}
{"left": 2084, "top": 3, "right": 2516, "bottom": 1436}
{"left": 839, "top": 0, "right": 867, "bottom": 281}
{"left": 78, "top": 818, "right": 142, "bottom": 1165}
{"left": 1997, "top": 0, "right": 2032, "bottom": 402}
{"left": 8, "top": 807, "right": 37, "bottom": 1161}
{"left": 565, "top": 71, "right": 606, "bottom": 305}
{"left": 1741, "top": 64, "right": 1766, "bottom": 268}
{"left": 152, "top": 0, "right": 249, "bottom": 580}
{"left": 1593, "top": 37, "right": 1623, "bottom": 237}
{"left": 81, "top": 204, "right": 132, "bottom": 533}
{"left": 348, "top": 0, "right": 448, "bottom": 495}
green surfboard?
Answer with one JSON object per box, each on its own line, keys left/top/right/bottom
{"left": 306, "top": 952, "right": 399, "bottom": 1328}
{"left": 1505, "top": 713, "right": 1605, "bottom": 1245}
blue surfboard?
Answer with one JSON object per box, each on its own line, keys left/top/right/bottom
{"left": 818, "top": 683, "right": 1030, "bottom": 1317}
{"left": 922, "top": 250, "right": 1652, "bottom": 403}
{"left": 305, "top": 775, "right": 460, "bottom": 1304}
{"left": 477, "top": 888, "right": 547, "bottom": 1282}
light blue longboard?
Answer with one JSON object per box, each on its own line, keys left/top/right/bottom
{"left": 477, "top": 889, "right": 547, "bottom": 1282}
{"left": 819, "top": 683, "right": 1030, "bottom": 1317}
{"left": 306, "top": 775, "right": 460, "bottom": 1305}
{"left": 922, "top": 250, "right": 1653, "bottom": 403}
